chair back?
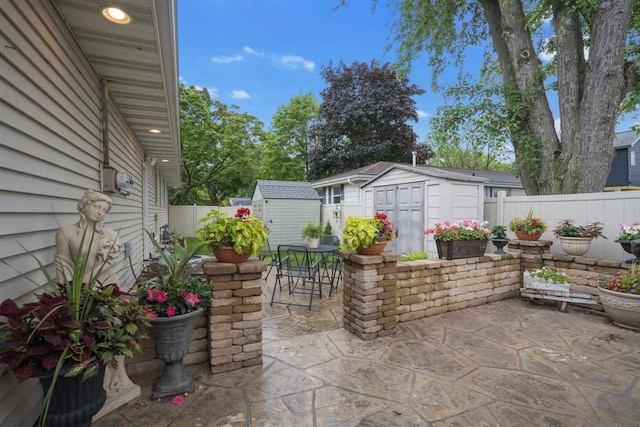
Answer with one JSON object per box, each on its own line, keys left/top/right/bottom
{"left": 277, "top": 245, "right": 316, "bottom": 276}
{"left": 320, "top": 235, "right": 340, "bottom": 247}
{"left": 259, "top": 238, "right": 274, "bottom": 260}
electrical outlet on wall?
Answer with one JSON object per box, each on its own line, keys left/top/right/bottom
{"left": 124, "top": 242, "right": 133, "bottom": 258}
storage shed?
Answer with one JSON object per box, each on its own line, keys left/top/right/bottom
{"left": 361, "top": 165, "right": 486, "bottom": 255}
{"left": 252, "top": 180, "right": 321, "bottom": 248}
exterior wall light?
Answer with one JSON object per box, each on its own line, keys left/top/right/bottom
{"left": 102, "top": 7, "right": 132, "bottom": 25}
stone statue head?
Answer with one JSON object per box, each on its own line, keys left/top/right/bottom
{"left": 76, "top": 190, "right": 113, "bottom": 235}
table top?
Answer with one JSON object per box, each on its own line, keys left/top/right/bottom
{"left": 279, "top": 243, "right": 338, "bottom": 253}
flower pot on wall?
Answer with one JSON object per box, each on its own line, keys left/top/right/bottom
{"left": 558, "top": 236, "right": 592, "bottom": 256}
{"left": 38, "top": 364, "right": 107, "bottom": 427}
{"left": 616, "top": 239, "right": 640, "bottom": 264}
{"left": 356, "top": 241, "right": 387, "bottom": 255}
{"left": 151, "top": 309, "right": 203, "bottom": 399}
{"left": 515, "top": 231, "right": 542, "bottom": 241}
{"left": 436, "top": 239, "right": 488, "bottom": 260}
{"left": 212, "top": 246, "right": 251, "bottom": 263}
{"left": 598, "top": 287, "right": 640, "bottom": 330}
{"left": 491, "top": 238, "right": 509, "bottom": 254}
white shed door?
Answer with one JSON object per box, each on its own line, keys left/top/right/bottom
{"left": 374, "top": 183, "right": 424, "bottom": 254}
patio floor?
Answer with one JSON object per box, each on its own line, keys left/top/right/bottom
{"left": 94, "top": 275, "right": 640, "bottom": 426}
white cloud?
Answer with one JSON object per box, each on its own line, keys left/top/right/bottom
{"left": 243, "top": 46, "right": 262, "bottom": 56}
{"left": 279, "top": 55, "right": 315, "bottom": 71}
{"left": 584, "top": 46, "right": 590, "bottom": 60}
{"left": 554, "top": 118, "right": 561, "bottom": 135}
{"left": 207, "top": 87, "right": 219, "bottom": 99}
{"left": 417, "top": 110, "right": 430, "bottom": 119}
{"left": 539, "top": 38, "right": 555, "bottom": 62}
{"left": 179, "top": 76, "right": 185, "bottom": 82}
{"left": 231, "top": 90, "right": 251, "bottom": 99}
{"left": 210, "top": 54, "right": 243, "bottom": 64}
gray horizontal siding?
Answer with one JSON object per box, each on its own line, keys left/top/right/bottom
{"left": 605, "top": 149, "right": 629, "bottom": 186}
{"left": 0, "top": 1, "right": 167, "bottom": 424}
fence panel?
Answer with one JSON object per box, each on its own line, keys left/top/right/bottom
{"left": 169, "top": 205, "right": 236, "bottom": 237}
{"left": 484, "top": 191, "right": 640, "bottom": 261}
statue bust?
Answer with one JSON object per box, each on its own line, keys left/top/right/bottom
{"left": 55, "top": 189, "right": 122, "bottom": 285}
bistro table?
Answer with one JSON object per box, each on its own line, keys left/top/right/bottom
{"left": 281, "top": 243, "right": 339, "bottom": 291}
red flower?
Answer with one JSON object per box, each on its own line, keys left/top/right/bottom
{"left": 185, "top": 293, "right": 200, "bottom": 308}
{"left": 235, "top": 207, "right": 251, "bottom": 218}
{"left": 142, "top": 308, "right": 158, "bottom": 321}
{"left": 166, "top": 306, "right": 176, "bottom": 317}
{"left": 146, "top": 289, "right": 155, "bottom": 301}
{"left": 172, "top": 395, "right": 185, "bottom": 406}
{"left": 156, "top": 291, "right": 168, "bottom": 303}
{"left": 181, "top": 291, "right": 189, "bottom": 298}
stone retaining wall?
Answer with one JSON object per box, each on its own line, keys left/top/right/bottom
{"left": 396, "top": 254, "right": 521, "bottom": 322}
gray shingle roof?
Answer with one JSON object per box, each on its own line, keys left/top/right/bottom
{"left": 256, "top": 180, "right": 320, "bottom": 200}
{"left": 312, "top": 162, "right": 395, "bottom": 185}
{"left": 423, "top": 166, "right": 522, "bottom": 186}
{"left": 613, "top": 130, "right": 640, "bottom": 149}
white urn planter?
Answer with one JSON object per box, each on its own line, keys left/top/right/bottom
{"left": 598, "top": 287, "right": 640, "bottom": 331}
{"left": 308, "top": 238, "right": 319, "bottom": 249}
{"left": 558, "top": 236, "right": 592, "bottom": 256}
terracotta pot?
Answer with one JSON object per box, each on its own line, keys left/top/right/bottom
{"left": 558, "top": 236, "right": 592, "bottom": 256}
{"left": 598, "top": 287, "right": 640, "bottom": 331}
{"left": 436, "top": 239, "right": 488, "bottom": 260}
{"left": 356, "top": 241, "right": 387, "bottom": 255}
{"left": 515, "top": 231, "right": 542, "bottom": 241}
{"left": 212, "top": 246, "right": 251, "bottom": 263}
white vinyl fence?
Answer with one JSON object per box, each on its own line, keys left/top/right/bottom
{"left": 484, "top": 191, "right": 640, "bottom": 261}
{"left": 169, "top": 205, "right": 236, "bottom": 237}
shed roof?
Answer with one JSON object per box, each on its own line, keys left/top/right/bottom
{"left": 229, "top": 198, "right": 252, "bottom": 206}
{"left": 613, "top": 130, "right": 640, "bottom": 149}
{"left": 255, "top": 180, "right": 320, "bottom": 200}
{"left": 313, "top": 162, "right": 521, "bottom": 188}
{"left": 361, "top": 164, "right": 487, "bottom": 189}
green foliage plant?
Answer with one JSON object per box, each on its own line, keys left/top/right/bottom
{"left": 528, "top": 267, "right": 569, "bottom": 284}
{"left": 491, "top": 225, "right": 508, "bottom": 239}
{"left": 196, "top": 208, "right": 268, "bottom": 256}
{"left": 323, "top": 221, "right": 333, "bottom": 236}
{"left": 552, "top": 220, "right": 605, "bottom": 239}
{"left": 425, "top": 220, "right": 492, "bottom": 241}
{"left": 509, "top": 210, "right": 548, "bottom": 235}
{"left": 616, "top": 223, "right": 640, "bottom": 242}
{"left": 401, "top": 251, "right": 433, "bottom": 261}
{"left": 0, "top": 225, "right": 150, "bottom": 426}
{"left": 601, "top": 264, "right": 640, "bottom": 294}
{"left": 342, "top": 213, "right": 397, "bottom": 250}
{"left": 301, "top": 222, "right": 323, "bottom": 239}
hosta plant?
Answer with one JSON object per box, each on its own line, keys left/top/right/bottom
{"left": 342, "top": 213, "right": 396, "bottom": 250}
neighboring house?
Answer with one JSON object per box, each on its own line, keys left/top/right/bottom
{"left": 0, "top": 1, "right": 180, "bottom": 425}
{"left": 252, "top": 180, "right": 320, "bottom": 248}
{"left": 229, "top": 197, "right": 252, "bottom": 207}
{"left": 605, "top": 130, "right": 640, "bottom": 190}
{"left": 312, "top": 161, "right": 523, "bottom": 241}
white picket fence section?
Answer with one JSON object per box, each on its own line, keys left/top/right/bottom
{"left": 484, "top": 191, "right": 640, "bottom": 261}
{"left": 169, "top": 205, "right": 237, "bottom": 237}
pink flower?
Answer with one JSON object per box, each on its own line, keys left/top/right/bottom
{"left": 166, "top": 306, "right": 176, "bottom": 317}
{"left": 156, "top": 291, "right": 168, "bottom": 303}
{"left": 142, "top": 308, "right": 158, "bottom": 321}
{"left": 147, "top": 289, "right": 155, "bottom": 301}
{"left": 185, "top": 293, "right": 200, "bottom": 308}
{"left": 444, "top": 221, "right": 450, "bottom": 226}
{"left": 123, "top": 297, "right": 130, "bottom": 304}
{"left": 171, "top": 395, "right": 185, "bottom": 406}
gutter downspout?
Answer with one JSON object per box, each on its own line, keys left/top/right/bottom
{"left": 102, "top": 79, "right": 110, "bottom": 165}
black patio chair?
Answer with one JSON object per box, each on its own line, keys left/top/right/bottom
{"left": 272, "top": 245, "right": 322, "bottom": 310}
{"left": 324, "top": 251, "right": 343, "bottom": 296}
{"left": 258, "top": 238, "right": 278, "bottom": 280}
{"left": 320, "top": 235, "right": 340, "bottom": 247}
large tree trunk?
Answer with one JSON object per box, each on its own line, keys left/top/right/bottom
{"left": 480, "top": 0, "right": 634, "bottom": 195}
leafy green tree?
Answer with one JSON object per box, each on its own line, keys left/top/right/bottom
{"left": 308, "top": 60, "right": 432, "bottom": 180}
{"left": 260, "top": 94, "right": 320, "bottom": 181}
{"left": 355, "top": 0, "right": 639, "bottom": 194}
{"left": 170, "top": 85, "right": 264, "bottom": 205}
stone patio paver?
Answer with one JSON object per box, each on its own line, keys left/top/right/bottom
{"left": 95, "top": 276, "right": 640, "bottom": 427}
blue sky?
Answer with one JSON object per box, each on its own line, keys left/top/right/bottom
{"left": 177, "top": 1, "right": 637, "bottom": 142}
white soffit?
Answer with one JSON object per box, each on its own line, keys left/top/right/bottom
{"left": 53, "top": 0, "right": 181, "bottom": 186}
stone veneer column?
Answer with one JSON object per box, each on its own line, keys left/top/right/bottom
{"left": 341, "top": 251, "right": 400, "bottom": 340}
{"left": 203, "top": 259, "right": 265, "bottom": 373}
{"left": 507, "top": 240, "right": 553, "bottom": 271}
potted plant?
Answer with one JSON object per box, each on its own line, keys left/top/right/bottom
{"left": 552, "top": 219, "right": 605, "bottom": 256}
{"left": 523, "top": 267, "right": 570, "bottom": 295}
{"left": 136, "top": 231, "right": 212, "bottom": 399}
{"left": 491, "top": 225, "right": 509, "bottom": 254}
{"left": 197, "top": 208, "right": 268, "bottom": 263}
{"left": 509, "top": 209, "right": 548, "bottom": 241}
{"left": 424, "top": 220, "right": 491, "bottom": 260}
{"left": 342, "top": 212, "right": 396, "bottom": 255}
{"left": 599, "top": 267, "right": 640, "bottom": 330}
{"left": 0, "top": 228, "right": 150, "bottom": 427}
{"left": 302, "top": 222, "right": 323, "bottom": 248}
{"left": 615, "top": 223, "right": 640, "bottom": 264}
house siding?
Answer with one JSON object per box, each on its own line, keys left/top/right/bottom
{"left": 0, "top": 2, "right": 167, "bottom": 424}
{"left": 263, "top": 199, "right": 320, "bottom": 248}
{"left": 629, "top": 144, "right": 640, "bottom": 186}
{"left": 605, "top": 148, "right": 629, "bottom": 187}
